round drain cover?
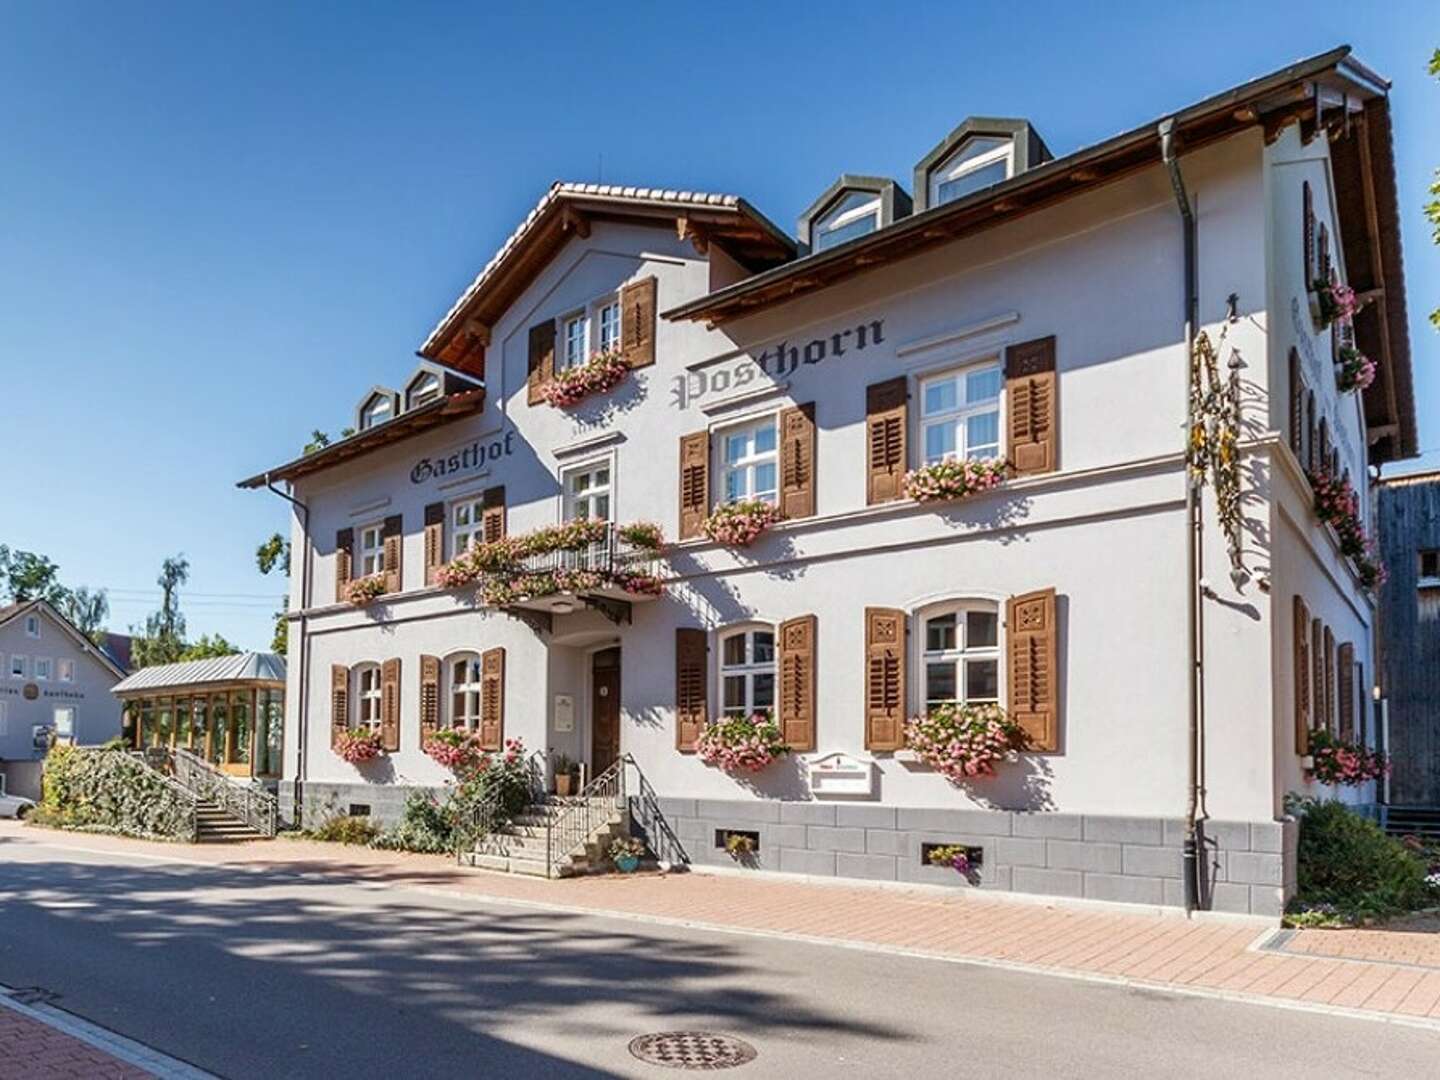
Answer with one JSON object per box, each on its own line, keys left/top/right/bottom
{"left": 628, "top": 1031, "right": 758, "bottom": 1070}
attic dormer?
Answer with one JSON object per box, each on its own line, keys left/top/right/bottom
{"left": 798, "top": 176, "right": 912, "bottom": 253}
{"left": 913, "top": 118, "right": 1052, "bottom": 213}
{"left": 356, "top": 387, "right": 400, "bottom": 431}
{"left": 403, "top": 360, "right": 483, "bottom": 411}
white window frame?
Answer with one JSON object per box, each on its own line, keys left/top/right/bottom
{"left": 57, "top": 659, "right": 74, "bottom": 683}
{"left": 930, "top": 137, "right": 1014, "bottom": 207}
{"left": 53, "top": 705, "right": 76, "bottom": 740}
{"left": 813, "top": 191, "right": 882, "bottom": 251}
{"left": 596, "top": 297, "right": 622, "bottom": 355}
{"left": 408, "top": 372, "right": 442, "bottom": 410}
{"left": 446, "top": 652, "right": 482, "bottom": 731}
{"left": 357, "top": 521, "right": 385, "bottom": 577}
{"left": 561, "top": 457, "right": 615, "bottom": 524}
{"left": 34, "top": 657, "right": 51, "bottom": 682}
{"left": 353, "top": 664, "right": 383, "bottom": 730}
{"left": 450, "top": 495, "right": 487, "bottom": 558}
{"left": 10, "top": 655, "right": 26, "bottom": 679}
{"left": 918, "top": 359, "right": 1004, "bottom": 466}
{"left": 360, "top": 394, "right": 394, "bottom": 430}
{"left": 560, "top": 310, "right": 590, "bottom": 372}
{"left": 916, "top": 600, "right": 1002, "bottom": 713}
{"left": 717, "top": 414, "right": 779, "bottom": 506}
{"left": 24, "top": 614, "right": 40, "bottom": 638}
{"left": 717, "top": 623, "right": 777, "bottom": 718}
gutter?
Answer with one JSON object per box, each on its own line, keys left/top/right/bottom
{"left": 263, "top": 474, "right": 312, "bottom": 828}
{"left": 1160, "top": 118, "right": 1206, "bottom": 914}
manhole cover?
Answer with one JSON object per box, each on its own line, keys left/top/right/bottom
{"left": 628, "top": 1031, "right": 757, "bottom": 1070}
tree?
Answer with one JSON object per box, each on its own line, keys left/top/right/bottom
{"left": 1429, "top": 49, "right": 1440, "bottom": 330}
{"left": 302, "top": 428, "right": 354, "bottom": 456}
{"left": 60, "top": 586, "right": 110, "bottom": 644}
{"left": 178, "top": 633, "right": 239, "bottom": 661}
{"left": 0, "top": 546, "right": 70, "bottom": 605}
{"left": 130, "top": 555, "right": 190, "bottom": 668}
{"left": 256, "top": 532, "right": 290, "bottom": 656}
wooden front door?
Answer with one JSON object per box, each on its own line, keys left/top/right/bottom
{"left": 591, "top": 648, "right": 621, "bottom": 775}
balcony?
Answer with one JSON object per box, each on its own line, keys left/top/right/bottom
{"left": 495, "top": 521, "right": 664, "bottom": 629}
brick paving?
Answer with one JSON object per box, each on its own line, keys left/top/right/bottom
{"left": 9, "top": 820, "right": 1440, "bottom": 1028}
{"left": 0, "top": 997, "right": 151, "bottom": 1079}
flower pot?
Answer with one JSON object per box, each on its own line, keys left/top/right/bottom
{"left": 614, "top": 854, "right": 640, "bottom": 873}
{"left": 555, "top": 774, "right": 573, "bottom": 797}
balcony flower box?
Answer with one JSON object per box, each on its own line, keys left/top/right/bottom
{"left": 1336, "top": 346, "right": 1376, "bottom": 394}
{"left": 335, "top": 727, "right": 384, "bottom": 764}
{"left": 1306, "top": 728, "right": 1389, "bottom": 787}
{"left": 702, "top": 500, "right": 783, "bottom": 547}
{"left": 345, "top": 573, "right": 388, "bottom": 607}
{"left": 1310, "top": 277, "right": 1360, "bottom": 330}
{"left": 539, "top": 348, "right": 630, "bottom": 409}
{"left": 903, "top": 457, "right": 1007, "bottom": 503}
{"left": 696, "top": 710, "right": 790, "bottom": 773}
{"left": 903, "top": 703, "right": 1027, "bottom": 783}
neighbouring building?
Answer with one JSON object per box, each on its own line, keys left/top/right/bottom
{"left": 112, "top": 652, "right": 286, "bottom": 782}
{"left": 240, "top": 46, "right": 1417, "bottom": 915}
{"left": 1376, "top": 470, "right": 1440, "bottom": 819}
{"left": 0, "top": 599, "right": 127, "bottom": 799}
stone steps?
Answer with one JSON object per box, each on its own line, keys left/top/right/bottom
{"left": 464, "top": 798, "right": 630, "bottom": 877}
{"left": 194, "top": 801, "right": 265, "bottom": 843}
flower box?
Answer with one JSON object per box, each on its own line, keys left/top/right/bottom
{"left": 1335, "top": 346, "right": 1376, "bottom": 394}
{"left": 902, "top": 457, "right": 1007, "bottom": 503}
{"left": 696, "top": 711, "right": 789, "bottom": 773}
{"left": 701, "top": 500, "right": 783, "bottom": 547}
{"left": 345, "top": 573, "right": 388, "bottom": 606}
{"left": 540, "top": 349, "right": 630, "bottom": 409}
{"left": 904, "top": 703, "right": 1027, "bottom": 783}
{"left": 1310, "top": 277, "right": 1360, "bottom": 331}
{"left": 422, "top": 728, "right": 479, "bottom": 771}
{"left": 335, "top": 727, "right": 384, "bottom": 764}
{"left": 1307, "top": 728, "right": 1388, "bottom": 787}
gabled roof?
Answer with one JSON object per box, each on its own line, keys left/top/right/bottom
{"left": 112, "top": 652, "right": 286, "bottom": 695}
{"left": 419, "top": 182, "right": 796, "bottom": 365}
{"left": 0, "top": 599, "right": 126, "bottom": 680}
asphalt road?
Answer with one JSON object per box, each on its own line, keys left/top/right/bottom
{"left": 1, "top": 830, "right": 1436, "bottom": 1079}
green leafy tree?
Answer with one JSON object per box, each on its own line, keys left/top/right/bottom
{"left": 60, "top": 586, "right": 110, "bottom": 644}
{"left": 256, "top": 532, "right": 291, "bottom": 656}
{"left": 0, "top": 546, "right": 70, "bottom": 605}
{"left": 130, "top": 555, "right": 190, "bottom": 668}
{"left": 178, "top": 633, "right": 239, "bottom": 661}
{"left": 302, "top": 427, "right": 354, "bottom": 456}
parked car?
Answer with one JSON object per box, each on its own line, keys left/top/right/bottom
{"left": 0, "top": 791, "right": 36, "bottom": 819}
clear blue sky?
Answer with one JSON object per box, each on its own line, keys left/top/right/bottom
{"left": 2, "top": 2, "right": 1436, "bottom": 650}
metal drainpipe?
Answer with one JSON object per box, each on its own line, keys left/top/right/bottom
{"left": 1160, "top": 118, "right": 1205, "bottom": 913}
{"left": 265, "top": 474, "right": 311, "bottom": 828}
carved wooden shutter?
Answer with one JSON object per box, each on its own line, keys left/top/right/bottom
{"left": 1318, "top": 223, "right": 1331, "bottom": 282}
{"left": 335, "top": 528, "right": 353, "bottom": 602}
{"left": 865, "top": 377, "right": 907, "bottom": 504}
{"left": 1323, "top": 626, "right": 1336, "bottom": 733}
{"left": 382, "top": 514, "right": 403, "bottom": 593}
{"left": 1306, "top": 393, "right": 1317, "bottom": 474}
{"left": 330, "top": 664, "right": 349, "bottom": 750}
{"left": 527, "top": 320, "right": 556, "bottom": 405}
{"left": 420, "top": 654, "right": 440, "bottom": 740}
{"left": 1337, "top": 642, "right": 1355, "bottom": 740}
{"left": 675, "top": 628, "right": 707, "bottom": 751}
{"left": 423, "top": 503, "right": 445, "bottom": 586}
{"left": 380, "top": 657, "right": 401, "bottom": 752}
{"left": 1288, "top": 350, "right": 1304, "bottom": 458}
{"left": 1005, "top": 336, "right": 1058, "bottom": 476}
{"left": 1312, "top": 618, "right": 1325, "bottom": 736}
{"left": 1293, "top": 596, "right": 1311, "bottom": 755}
{"left": 1302, "top": 181, "right": 1315, "bottom": 283}
{"left": 779, "top": 403, "right": 816, "bottom": 520}
{"left": 864, "top": 607, "right": 906, "bottom": 751}
{"left": 1007, "top": 588, "right": 1059, "bottom": 752}
{"left": 678, "top": 431, "right": 710, "bottom": 540}
{"left": 482, "top": 486, "right": 506, "bottom": 543}
{"left": 620, "top": 275, "right": 657, "bottom": 369}
{"left": 778, "top": 615, "right": 816, "bottom": 752}
{"left": 478, "top": 647, "right": 505, "bottom": 750}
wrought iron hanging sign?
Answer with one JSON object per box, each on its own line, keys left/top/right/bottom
{"left": 1188, "top": 327, "right": 1247, "bottom": 590}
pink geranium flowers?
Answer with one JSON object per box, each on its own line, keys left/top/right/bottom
{"left": 1311, "top": 277, "right": 1361, "bottom": 329}
{"left": 904, "top": 703, "right": 1028, "bottom": 784}
{"left": 701, "top": 500, "right": 783, "bottom": 547}
{"left": 539, "top": 349, "right": 630, "bottom": 408}
{"left": 335, "top": 727, "right": 384, "bottom": 764}
{"left": 345, "top": 573, "right": 388, "bottom": 606}
{"left": 1336, "top": 346, "right": 1376, "bottom": 393}
{"left": 902, "top": 458, "right": 1007, "bottom": 503}
{"left": 1308, "top": 728, "right": 1389, "bottom": 786}
{"left": 696, "top": 711, "right": 789, "bottom": 773}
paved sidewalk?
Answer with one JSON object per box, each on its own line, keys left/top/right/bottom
{"left": 0, "top": 992, "right": 151, "bottom": 1079}
{"left": 9, "top": 821, "right": 1440, "bottom": 1031}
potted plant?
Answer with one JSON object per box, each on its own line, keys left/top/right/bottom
{"left": 335, "top": 727, "right": 384, "bottom": 764}
{"left": 724, "top": 832, "right": 757, "bottom": 862}
{"left": 926, "top": 844, "right": 973, "bottom": 875}
{"left": 695, "top": 710, "right": 790, "bottom": 773}
{"left": 552, "top": 752, "right": 577, "bottom": 797}
{"left": 609, "top": 835, "right": 646, "bottom": 873}
{"left": 1335, "top": 345, "right": 1376, "bottom": 393}
{"left": 1310, "top": 275, "right": 1360, "bottom": 330}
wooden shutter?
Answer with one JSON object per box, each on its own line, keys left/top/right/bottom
{"left": 1288, "top": 349, "right": 1303, "bottom": 458}
{"left": 1293, "top": 597, "right": 1311, "bottom": 755}
{"left": 423, "top": 502, "right": 445, "bottom": 586}
{"left": 1005, "top": 336, "right": 1058, "bottom": 476}
{"left": 1007, "top": 588, "right": 1059, "bottom": 752}
{"left": 1306, "top": 393, "right": 1317, "bottom": 474}
{"left": 779, "top": 403, "right": 816, "bottom": 520}
{"left": 1311, "top": 618, "right": 1325, "bottom": 736}
{"left": 527, "top": 320, "right": 556, "bottom": 405}
{"left": 382, "top": 514, "right": 403, "bottom": 593}
{"left": 1323, "top": 626, "right": 1336, "bottom": 733}
{"left": 419, "top": 654, "right": 440, "bottom": 740}
{"left": 1302, "top": 181, "right": 1314, "bottom": 282}
{"left": 335, "top": 528, "right": 353, "bottom": 602}
{"left": 678, "top": 431, "right": 710, "bottom": 540}
{"left": 865, "top": 377, "right": 907, "bottom": 504}
{"left": 1318, "top": 223, "right": 1331, "bottom": 282}
{"left": 330, "top": 664, "right": 349, "bottom": 750}
{"left": 1337, "top": 642, "right": 1354, "bottom": 740}
{"left": 482, "top": 485, "right": 506, "bottom": 543}
{"left": 864, "top": 607, "right": 906, "bottom": 751}
{"left": 675, "top": 628, "right": 707, "bottom": 751}
{"left": 478, "top": 647, "right": 504, "bottom": 750}
{"left": 380, "top": 657, "right": 401, "bottom": 752}
{"left": 778, "top": 615, "right": 816, "bottom": 752}
{"left": 620, "top": 275, "right": 657, "bottom": 369}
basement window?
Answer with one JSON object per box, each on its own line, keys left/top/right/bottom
{"left": 1420, "top": 549, "right": 1440, "bottom": 590}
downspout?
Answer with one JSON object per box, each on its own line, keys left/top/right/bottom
{"left": 264, "top": 474, "right": 311, "bottom": 829}
{"left": 1160, "top": 118, "right": 1205, "bottom": 913}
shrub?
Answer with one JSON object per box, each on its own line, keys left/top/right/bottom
{"left": 38, "top": 744, "right": 196, "bottom": 842}
{"left": 307, "top": 811, "right": 381, "bottom": 846}
{"left": 1290, "top": 798, "right": 1437, "bottom": 923}
{"left": 373, "top": 791, "right": 455, "bottom": 853}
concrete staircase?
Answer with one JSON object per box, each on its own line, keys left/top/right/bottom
{"left": 462, "top": 796, "right": 630, "bottom": 877}
{"left": 195, "top": 799, "right": 268, "bottom": 843}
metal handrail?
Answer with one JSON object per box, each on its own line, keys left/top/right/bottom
{"left": 171, "top": 747, "right": 279, "bottom": 837}
{"left": 624, "top": 755, "right": 688, "bottom": 867}
{"left": 543, "top": 756, "right": 626, "bottom": 877}
{"left": 511, "top": 522, "right": 660, "bottom": 578}
{"left": 455, "top": 749, "right": 547, "bottom": 861}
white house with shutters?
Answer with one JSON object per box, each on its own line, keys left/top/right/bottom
{"left": 240, "top": 47, "right": 1417, "bottom": 916}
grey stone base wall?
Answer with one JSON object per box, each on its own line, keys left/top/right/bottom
{"left": 652, "top": 798, "right": 1298, "bottom": 917}
{"left": 280, "top": 781, "right": 445, "bottom": 831}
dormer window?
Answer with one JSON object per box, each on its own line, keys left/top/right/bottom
{"left": 408, "top": 372, "right": 441, "bottom": 409}
{"left": 359, "top": 392, "right": 395, "bottom": 430}
{"left": 931, "top": 136, "right": 1012, "bottom": 207}
{"left": 813, "top": 191, "right": 882, "bottom": 251}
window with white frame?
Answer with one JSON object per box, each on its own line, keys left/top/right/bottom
{"left": 813, "top": 190, "right": 882, "bottom": 251}
{"left": 360, "top": 394, "right": 393, "bottom": 430}
{"left": 353, "top": 664, "right": 383, "bottom": 729}
{"left": 9, "top": 655, "right": 25, "bottom": 679}
{"left": 563, "top": 460, "right": 612, "bottom": 522}
{"left": 719, "top": 626, "right": 775, "bottom": 717}
{"left": 597, "top": 298, "right": 622, "bottom": 354}
{"left": 930, "top": 136, "right": 1013, "bottom": 207}
{"left": 561, "top": 311, "right": 589, "bottom": 371}
{"left": 447, "top": 653, "right": 482, "bottom": 730}
{"left": 53, "top": 705, "right": 76, "bottom": 740}
{"left": 34, "top": 658, "right": 51, "bottom": 681}
{"left": 920, "top": 361, "right": 1003, "bottom": 464}
{"left": 57, "top": 659, "right": 74, "bottom": 683}
{"left": 408, "top": 372, "right": 441, "bottom": 409}
{"left": 451, "top": 496, "right": 487, "bottom": 557}
{"left": 25, "top": 614, "right": 40, "bottom": 638}
{"left": 719, "top": 417, "right": 778, "bottom": 505}
{"left": 921, "top": 603, "right": 1000, "bottom": 712}
{"left": 358, "top": 522, "right": 385, "bottom": 577}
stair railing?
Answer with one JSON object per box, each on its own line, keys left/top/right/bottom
{"left": 127, "top": 750, "right": 200, "bottom": 842}
{"left": 623, "top": 755, "right": 689, "bottom": 868}
{"left": 543, "top": 756, "right": 626, "bottom": 877}
{"left": 171, "top": 747, "right": 279, "bottom": 837}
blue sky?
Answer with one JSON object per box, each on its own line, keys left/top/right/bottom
{"left": 1, "top": 2, "right": 1436, "bottom": 650}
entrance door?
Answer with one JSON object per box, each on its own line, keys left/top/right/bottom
{"left": 591, "top": 648, "right": 621, "bottom": 776}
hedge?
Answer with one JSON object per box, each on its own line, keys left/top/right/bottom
{"left": 37, "top": 744, "right": 197, "bottom": 842}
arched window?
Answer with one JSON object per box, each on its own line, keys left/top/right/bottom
{"left": 408, "top": 372, "right": 441, "bottom": 410}
{"left": 447, "top": 653, "right": 483, "bottom": 731}
{"left": 353, "top": 663, "right": 382, "bottom": 729}
{"left": 718, "top": 625, "right": 775, "bottom": 717}
{"left": 919, "top": 601, "right": 1000, "bottom": 713}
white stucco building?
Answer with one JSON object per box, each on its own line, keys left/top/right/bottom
{"left": 240, "top": 47, "right": 1417, "bottom": 915}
